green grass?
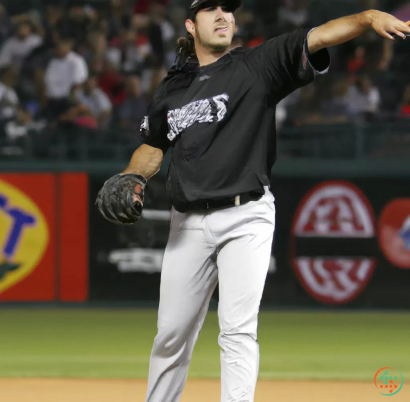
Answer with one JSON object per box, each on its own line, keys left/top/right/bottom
{"left": 0, "top": 309, "right": 409, "bottom": 381}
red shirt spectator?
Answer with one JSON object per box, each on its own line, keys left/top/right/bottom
{"left": 348, "top": 46, "right": 366, "bottom": 73}
{"left": 133, "top": 0, "right": 168, "bottom": 14}
{"left": 98, "top": 61, "right": 126, "bottom": 106}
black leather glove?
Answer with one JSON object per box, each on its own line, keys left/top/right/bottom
{"left": 96, "top": 174, "right": 147, "bottom": 225}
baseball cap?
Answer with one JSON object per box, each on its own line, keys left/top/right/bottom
{"left": 190, "top": 0, "right": 242, "bottom": 13}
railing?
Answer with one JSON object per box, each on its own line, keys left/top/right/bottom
{"left": 279, "top": 120, "right": 410, "bottom": 159}
{"left": 2, "top": 120, "right": 410, "bottom": 162}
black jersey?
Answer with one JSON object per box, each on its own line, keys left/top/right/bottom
{"left": 140, "top": 29, "right": 330, "bottom": 211}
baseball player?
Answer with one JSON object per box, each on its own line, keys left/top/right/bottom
{"left": 96, "top": 1, "right": 410, "bottom": 401}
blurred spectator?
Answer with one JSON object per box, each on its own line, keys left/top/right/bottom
{"left": 148, "top": 1, "right": 176, "bottom": 67}
{"left": 0, "top": 5, "right": 13, "bottom": 46}
{"left": 133, "top": 0, "right": 169, "bottom": 15}
{"left": 58, "top": 88, "right": 97, "bottom": 130}
{"left": 0, "top": 21, "right": 42, "bottom": 71}
{"left": 57, "top": 5, "right": 99, "bottom": 47}
{"left": 43, "top": 38, "right": 88, "bottom": 120}
{"left": 106, "top": 0, "right": 132, "bottom": 40}
{"left": 98, "top": 60, "right": 126, "bottom": 106}
{"left": 0, "top": 67, "right": 19, "bottom": 122}
{"left": 146, "top": 66, "right": 167, "bottom": 100}
{"left": 347, "top": 75, "right": 380, "bottom": 118}
{"left": 106, "top": 29, "right": 151, "bottom": 74}
{"left": 118, "top": 75, "right": 148, "bottom": 131}
{"left": 79, "top": 30, "right": 107, "bottom": 73}
{"left": 320, "top": 78, "right": 351, "bottom": 123}
{"left": 43, "top": 5, "right": 64, "bottom": 46}
{"left": 76, "top": 75, "right": 112, "bottom": 129}
{"left": 277, "top": 0, "right": 310, "bottom": 32}
{"left": 348, "top": 46, "right": 366, "bottom": 73}
{"left": 399, "top": 85, "right": 410, "bottom": 117}
{"left": 5, "top": 108, "right": 32, "bottom": 141}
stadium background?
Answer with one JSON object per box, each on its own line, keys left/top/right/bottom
{"left": 0, "top": 0, "right": 410, "bottom": 401}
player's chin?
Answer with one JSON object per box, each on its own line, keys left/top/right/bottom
{"left": 210, "top": 37, "right": 232, "bottom": 52}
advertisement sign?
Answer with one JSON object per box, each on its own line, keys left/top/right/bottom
{"left": 0, "top": 174, "right": 55, "bottom": 301}
{"left": 0, "top": 173, "right": 88, "bottom": 302}
{"left": 89, "top": 175, "right": 410, "bottom": 307}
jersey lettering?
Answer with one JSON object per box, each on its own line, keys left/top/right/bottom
{"left": 166, "top": 94, "right": 229, "bottom": 141}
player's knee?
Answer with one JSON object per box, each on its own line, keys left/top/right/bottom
{"left": 152, "top": 326, "right": 188, "bottom": 358}
{"left": 218, "top": 330, "right": 258, "bottom": 350}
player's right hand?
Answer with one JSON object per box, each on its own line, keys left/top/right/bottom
{"left": 369, "top": 11, "right": 410, "bottom": 40}
{"left": 96, "top": 173, "right": 147, "bottom": 225}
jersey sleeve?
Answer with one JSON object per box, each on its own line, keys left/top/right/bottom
{"left": 139, "top": 81, "right": 170, "bottom": 153}
{"left": 245, "top": 28, "right": 330, "bottom": 102}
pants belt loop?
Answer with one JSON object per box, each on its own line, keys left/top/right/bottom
{"left": 235, "top": 195, "right": 241, "bottom": 206}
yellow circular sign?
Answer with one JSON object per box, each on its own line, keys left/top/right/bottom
{"left": 0, "top": 180, "right": 49, "bottom": 294}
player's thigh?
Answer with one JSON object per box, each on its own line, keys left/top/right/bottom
{"left": 158, "top": 227, "right": 218, "bottom": 331}
{"left": 217, "top": 222, "right": 274, "bottom": 332}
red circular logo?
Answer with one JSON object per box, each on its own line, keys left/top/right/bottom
{"left": 379, "top": 198, "right": 410, "bottom": 269}
{"left": 291, "top": 181, "right": 376, "bottom": 305}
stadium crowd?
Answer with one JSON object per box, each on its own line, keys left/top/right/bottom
{"left": 0, "top": 0, "right": 410, "bottom": 158}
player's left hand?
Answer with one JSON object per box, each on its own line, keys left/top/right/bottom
{"left": 370, "top": 11, "right": 410, "bottom": 40}
{"left": 96, "top": 173, "right": 146, "bottom": 225}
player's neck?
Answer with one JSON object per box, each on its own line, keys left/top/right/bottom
{"left": 196, "top": 45, "right": 229, "bottom": 67}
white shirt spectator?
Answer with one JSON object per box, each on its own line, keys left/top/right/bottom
{"left": 76, "top": 88, "right": 112, "bottom": 117}
{"left": 0, "top": 81, "right": 18, "bottom": 119}
{"left": 44, "top": 51, "right": 88, "bottom": 99}
{"left": 0, "top": 34, "right": 42, "bottom": 70}
{"left": 347, "top": 84, "right": 380, "bottom": 115}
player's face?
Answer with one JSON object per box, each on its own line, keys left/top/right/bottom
{"left": 193, "top": 6, "right": 236, "bottom": 52}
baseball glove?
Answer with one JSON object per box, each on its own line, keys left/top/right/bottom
{"left": 96, "top": 174, "right": 147, "bottom": 225}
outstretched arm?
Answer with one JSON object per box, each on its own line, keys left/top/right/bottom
{"left": 308, "top": 10, "right": 410, "bottom": 54}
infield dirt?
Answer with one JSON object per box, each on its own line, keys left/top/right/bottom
{"left": 1, "top": 379, "right": 409, "bottom": 402}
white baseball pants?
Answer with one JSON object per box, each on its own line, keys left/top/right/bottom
{"left": 145, "top": 188, "right": 276, "bottom": 402}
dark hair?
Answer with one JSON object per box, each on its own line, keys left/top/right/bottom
{"left": 176, "top": 33, "right": 196, "bottom": 57}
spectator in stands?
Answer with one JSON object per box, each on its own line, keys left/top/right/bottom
{"left": 106, "top": 28, "right": 152, "bottom": 74}
{"left": 398, "top": 85, "right": 410, "bottom": 117}
{"left": 320, "top": 78, "right": 351, "bottom": 123}
{"left": 57, "top": 5, "right": 99, "bottom": 48}
{"left": 98, "top": 59, "right": 126, "bottom": 106}
{"left": 43, "top": 4, "right": 64, "bottom": 46}
{"left": 43, "top": 37, "right": 88, "bottom": 121}
{"left": 0, "top": 21, "right": 42, "bottom": 71}
{"left": 76, "top": 75, "right": 112, "bottom": 129}
{"left": 348, "top": 46, "right": 366, "bottom": 73}
{"left": 5, "top": 107, "right": 32, "bottom": 142}
{"left": 0, "top": 5, "right": 13, "bottom": 47}
{"left": 118, "top": 75, "right": 148, "bottom": 132}
{"left": 0, "top": 67, "right": 19, "bottom": 122}
{"left": 106, "top": 0, "right": 132, "bottom": 40}
{"left": 347, "top": 75, "right": 380, "bottom": 119}
{"left": 148, "top": 1, "right": 176, "bottom": 68}
{"left": 79, "top": 30, "right": 107, "bottom": 73}
{"left": 277, "top": 0, "right": 310, "bottom": 33}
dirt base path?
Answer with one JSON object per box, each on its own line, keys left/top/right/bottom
{"left": 1, "top": 379, "right": 408, "bottom": 402}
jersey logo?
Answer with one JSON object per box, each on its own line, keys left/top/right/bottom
{"left": 140, "top": 116, "right": 149, "bottom": 132}
{"left": 199, "top": 75, "right": 211, "bottom": 82}
{"left": 167, "top": 93, "right": 229, "bottom": 141}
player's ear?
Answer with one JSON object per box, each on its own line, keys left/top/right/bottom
{"left": 234, "top": 24, "right": 239, "bottom": 34}
{"left": 186, "top": 19, "right": 195, "bottom": 35}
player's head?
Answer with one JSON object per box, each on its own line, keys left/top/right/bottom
{"left": 181, "top": 0, "right": 241, "bottom": 57}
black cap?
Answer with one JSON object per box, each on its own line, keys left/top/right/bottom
{"left": 189, "top": 0, "right": 242, "bottom": 13}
